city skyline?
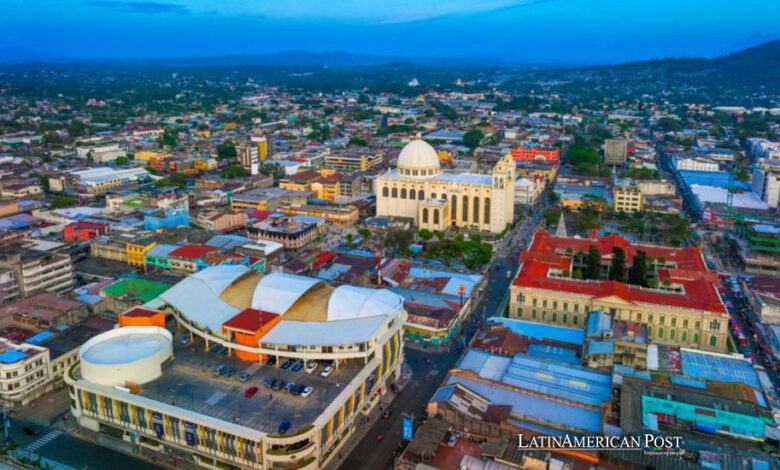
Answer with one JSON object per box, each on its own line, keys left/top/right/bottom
{"left": 1, "top": 0, "right": 778, "bottom": 64}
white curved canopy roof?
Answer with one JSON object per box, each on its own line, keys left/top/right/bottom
{"left": 251, "top": 272, "right": 323, "bottom": 315}
{"left": 327, "top": 285, "right": 403, "bottom": 321}
{"left": 191, "top": 265, "right": 251, "bottom": 297}
{"left": 397, "top": 138, "right": 440, "bottom": 172}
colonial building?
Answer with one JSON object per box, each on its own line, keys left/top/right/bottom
{"left": 376, "top": 137, "right": 515, "bottom": 233}
{"left": 509, "top": 231, "right": 730, "bottom": 352}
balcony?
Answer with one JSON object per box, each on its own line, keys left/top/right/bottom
{"left": 265, "top": 441, "right": 316, "bottom": 463}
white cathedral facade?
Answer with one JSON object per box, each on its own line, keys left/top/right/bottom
{"left": 376, "top": 137, "right": 515, "bottom": 233}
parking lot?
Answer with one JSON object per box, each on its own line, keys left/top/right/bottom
{"left": 137, "top": 334, "right": 363, "bottom": 434}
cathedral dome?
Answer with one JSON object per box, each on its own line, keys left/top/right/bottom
{"left": 397, "top": 135, "right": 440, "bottom": 177}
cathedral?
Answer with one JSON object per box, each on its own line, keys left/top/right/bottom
{"left": 376, "top": 136, "right": 515, "bottom": 233}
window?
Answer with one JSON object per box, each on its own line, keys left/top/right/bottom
{"left": 422, "top": 208, "right": 429, "bottom": 224}
{"left": 517, "top": 308, "right": 523, "bottom": 317}
{"left": 670, "top": 330, "right": 675, "bottom": 340}
{"left": 636, "top": 313, "right": 642, "bottom": 322}
{"left": 473, "top": 196, "right": 480, "bottom": 224}
{"left": 391, "top": 187, "right": 398, "bottom": 198}
{"left": 658, "top": 328, "right": 664, "bottom": 339}
{"left": 562, "top": 314, "right": 568, "bottom": 324}
{"left": 552, "top": 313, "right": 557, "bottom": 322}
{"left": 648, "top": 314, "right": 654, "bottom": 323}
{"left": 418, "top": 190, "right": 424, "bottom": 200}
{"left": 532, "top": 298, "right": 537, "bottom": 307}
{"left": 573, "top": 316, "right": 579, "bottom": 325}
{"left": 532, "top": 311, "right": 537, "bottom": 319}
{"left": 683, "top": 319, "right": 688, "bottom": 328}
{"left": 693, "top": 333, "right": 699, "bottom": 344}
{"left": 681, "top": 331, "right": 687, "bottom": 342}
{"left": 574, "top": 304, "right": 579, "bottom": 313}
{"left": 542, "top": 300, "right": 547, "bottom": 308}
{"left": 462, "top": 196, "right": 469, "bottom": 222}
{"left": 451, "top": 195, "right": 457, "bottom": 220}
{"left": 671, "top": 318, "right": 677, "bottom": 327}
{"left": 484, "top": 198, "right": 490, "bottom": 224}
{"left": 709, "top": 336, "right": 717, "bottom": 347}
{"left": 563, "top": 303, "right": 568, "bottom": 311}
{"left": 708, "top": 320, "right": 720, "bottom": 332}
{"left": 400, "top": 188, "right": 407, "bottom": 199}
{"left": 410, "top": 189, "right": 416, "bottom": 200}
{"left": 552, "top": 301, "right": 558, "bottom": 310}
{"left": 433, "top": 209, "right": 439, "bottom": 225}
{"left": 647, "top": 326, "right": 652, "bottom": 336}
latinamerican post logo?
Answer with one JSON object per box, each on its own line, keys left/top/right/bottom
{"left": 518, "top": 434, "right": 683, "bottom": 455}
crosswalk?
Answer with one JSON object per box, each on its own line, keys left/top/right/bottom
{"left": 25, "top": 430, "right": 62, "bottom": 452}
{"left": 204, "top": 391, "right": 227, "bottom": 405}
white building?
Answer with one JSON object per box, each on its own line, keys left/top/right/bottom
{"left": 76, "top": 144, "right": 126, "bottom": 163}
{"left": 376, "top": 136, "right": 515, "bottom": 233}
{"left": 514, "top": 177, "right": 541, "bottom": 206}
{"left": 672, "top": 156, "right": 720, "bottom": 172}
{"left": 66, "top": 267, "right": 407, "bottom": 470}
{"left": 752, "top": 167, "right": 780, "bottom": 209}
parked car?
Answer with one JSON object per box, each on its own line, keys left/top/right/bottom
{"left": 382, "top": 407, "right": 393, "bottom": 419}
{"left": 281, "top": 360, "right": 294, "bottom": 371}
{"left": 244, "top": 386, "right": 259, "bottom": 398}
{"left": 180, "top": 334, "right": 191, "bottom": 345}
{"left": 291, "top": 361, "right": 304, "bottom": 373}
{"left": 23, "top": 427, "right": 40, "bottom": 437}
{"left": 320, "top": 365, "right": 334, "bottom": 377}
{"left": 219, "top": 347, "right": 229, "bottom": 356}
{"left": 209, "top": 344, "right": 221, "bottom": 353}
{"left": 266, "top": 357, "right": 277, "bottom": 367}
{"left": 301, "top": 386, "right": 314, "bottom": 398}
{"left": 389, "top": 383, "right": 400, "bottom": 394}
{"left": 277, "top": 420, "right": 291, "bottom": 434}
{"left": 305, "top": 361, "right": 317, "bottom": 374}
{"left": 239, "top": 373, "right": 251, "bottom": 383}
{"left": 263, "top": 378, "right": 274, "bottom": 388}
{"left": 283, "top": 382, "right": 296, "bottom": 393}
{"left": 222, "top": 367, "right": 236, "bottom": 378}
{"left": 213, "top": 364, "right": 225, "bottom": 375}
{"left": 271, "top": 380, "right": 285, "bottom": 390}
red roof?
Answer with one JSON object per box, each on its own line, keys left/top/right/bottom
{"left": 66, "top": 221, "right": 108, "bottom": 231}
{"left": 222, "top": 308, "right": 279, "bottom": 333}
{"left": 169, "top": 244, "right": 219, "bottom": 259}
{"left": 513, "top": 231, "right": 726, "bottom": 314}
{"left": 121, "top": 307, "right": 162, "bottom": 318}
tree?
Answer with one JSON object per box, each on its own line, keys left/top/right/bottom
{"left": 157, "top": 129, "right": 177, "bottom": 148}
{"left": 217, "top": 140, "right": 237, "bottom": 160}
{"left": 462, "top": 129, "right": 484, "bottom": 149}
{"left": 383, "top": 228, "right": 414, "bottom": 256}
{"left": 220, "top": 165, "right": 250, "bottom": 178}
{"left": 608, "top": 247, "right": 626, "bottom": 282}
{"left": 345, "top": 233, "right": 354, "bottom": 246}
{"left": 585, "top": 245, "right": 601, "bottom": 280}
{"left": 418, "top": 229, "right": 434, "bottom": 241}
{"left": 348, "top": 137, "right": 368, "bottom": 147}
{"left": 357, "top": 228, "right": 371, "bottom": 239}
{"left": 67, "top": 119, "right": 86, "bottom": 137}
{"left": 628, "top": 250, "right": 648, "bottom": 287}
{"left": 51, "top": 194, "right": 78, "bottom": 209}
{"left": 114, "top": 156, "right": 129, "bottom": 166}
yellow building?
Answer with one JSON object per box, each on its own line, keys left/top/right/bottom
{"left": 376, "top": 136, "right": 515, "bottom": 234}
{"left": 613, "top": 185, "right": 643, "bottom": 213}
{"left": 127, "top": 241, "right": 156, "bottom": 268}
{"left": 134, "top": 151, "right": 171, "bottom": 162}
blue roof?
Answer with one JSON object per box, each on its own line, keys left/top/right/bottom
{"left": 431, "top": 385, "right": 456, "bottom": 403}
{"left": 679, "top": 170, "right": 751, "bottom": 190}
{"left": 587, "top": 340, "right": 614, "bottom": 355}
{"left": 586, "top": 311, "right": 612, "bottom": 337}
{"left": 0, "top": 350, "right": 28, "bottom": 363}
{"left": 26, "top": 331, "right": 54, "bottom": 345}
{"left": 669, "top": 375, "right": 707, "bottom": 390}
{"left": 681, "top": 349, "right": 761, "bottom": 390}
{"left": 527, "top": 344, "right": 581, "bottom": 364}
{"left": 613, "top": 364, "right": 652, "bottom": 381}
{"left": 491, "top": 318, "right": 584, "bottom": 346}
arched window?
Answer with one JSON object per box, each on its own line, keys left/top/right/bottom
{"left": 462, "top": 196, "right": 469, "bottom": 222}
{"left": 391, "top": 187, "right": 398, "bottom": 198}
{"left": 422, "top": 208, "right": 429, "bottom": 224}
{"left": 670, "top": 330, "right": 676, "bottom": 340}
{"left": 418, "top": 190, "right": 424, "bottom": 200}
{"left": 400, "top": 188, "right": 407, "bottom": 199}
{"left": 410, "top": 189, "right": 416, "bottom": 200}
{"left": 573, "top": 316, "right": 578, "bottom": 326}
{"left": 382, "top": 187, "right": 388, "bottom": 197}
{"left": 484, "top": 198, "right": 490, "bottom": 224}
{"left": 709, "top": 335, "right": 717, "bottom": 347}
{"left": 473, "top": 196, "right": 480, "bottom": 224}
{"left": 552, "top": 313, "right": 557, "bottom": 322}
{"left": 658, "top": 328, "right": 664, "bottom": 339}
{"left": 693, "top": 333, "right": 699, "bottom": 344}
{"left": 451, "top": 195, "right": 457, "bottom": 220}
{"left": 681, "top": 331, "right": 687, "bottom": 342}
{"left": 517, "top": 308, "right": 523, "bottom": 317}
{"left": 441, "top": 194, "right": 447, "bottom": 200}
{"left": 562, "top": 314, "right": 567, "bottom": 324}
{"left": 431, "top": 193, "right": 436, "bottom": 200}
{"left": 433, "top": 209, "right": 439, "bottom": 225}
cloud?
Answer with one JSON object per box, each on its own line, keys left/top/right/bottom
{"left": 88, "top": 1, "right": 189, "bottom": 14}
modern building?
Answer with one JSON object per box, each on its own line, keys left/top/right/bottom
{"left": 65, "top": 267, "right": 406, "bottom": 470}
{"left": 604, "top": 139, "right": 627, "bottom": 165}
{"left": 509, "top": 231, "right": 730, "bottom": 352}
{"left": 510, "top": 146, "right": 560, "bottom": 163}
{"left": 376, "top": 136, "right": 515, "bottom": 233}
{"left": 752, "top": 166, "right": 780, "bottom": 209}
{"left": 737, "top": 223, "right": 780, "bottom": 275}
{"left": 237, "top": 144, "right": 260, "bottom": 176}
{"left": 613, "top": 181, "right": 643, "bottom": 213}
{"left": 323, "top": 150, "right": 384, "bottom": 172}
{"left": 63, "top": 221, "right": 110, "bottom": 243}
{"left": 192, "top": 210, "right": 248, "bottom": 232}
{"left": 230, "top": 188, "right": 311, "bottom": 211}
{"left": 0, "top": 245, "right": 74, "bottom": 297}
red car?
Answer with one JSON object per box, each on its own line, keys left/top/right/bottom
{"left": 244, "top": 386, "right": 259, "bottom": 398}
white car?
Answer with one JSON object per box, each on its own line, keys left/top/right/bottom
{"left": 301, "top": 386, "right": 314, "bottom": 398}
{"left": 320, "top": 365, "right": 333, "bottom": 377}
{"left": 305, "top": 361, "right": 317, "bottom": 374}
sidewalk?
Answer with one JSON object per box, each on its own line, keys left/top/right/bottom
{"left": 324, "top": 362, "right": 413, "bottom": 470}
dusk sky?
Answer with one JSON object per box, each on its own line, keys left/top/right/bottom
{"left": 2, "top": 0, "right": 778, "bottom": 64}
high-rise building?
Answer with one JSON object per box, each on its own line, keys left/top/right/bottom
{"left": 251, "top": 135, "right": 268, "bottom": 161}
{"left": 604, "top": 139, "right": 627, "bottom": 165}
{"left": 238, "top": 144, "right": 260, "bottom": 176}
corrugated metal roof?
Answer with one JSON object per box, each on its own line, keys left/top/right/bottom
{"left": 251, "top": 273, "right": 322, "bottom": 315}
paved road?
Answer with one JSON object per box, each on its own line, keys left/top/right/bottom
{"left": 6, "top": 417, "right": 160, "bottom": 470}
{"left": 338, "top": 213, "right": 537, "bottom": 470}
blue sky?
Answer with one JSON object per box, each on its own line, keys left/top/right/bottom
{"left": 1, "top": 0, "right": 778, "bottom": 63}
